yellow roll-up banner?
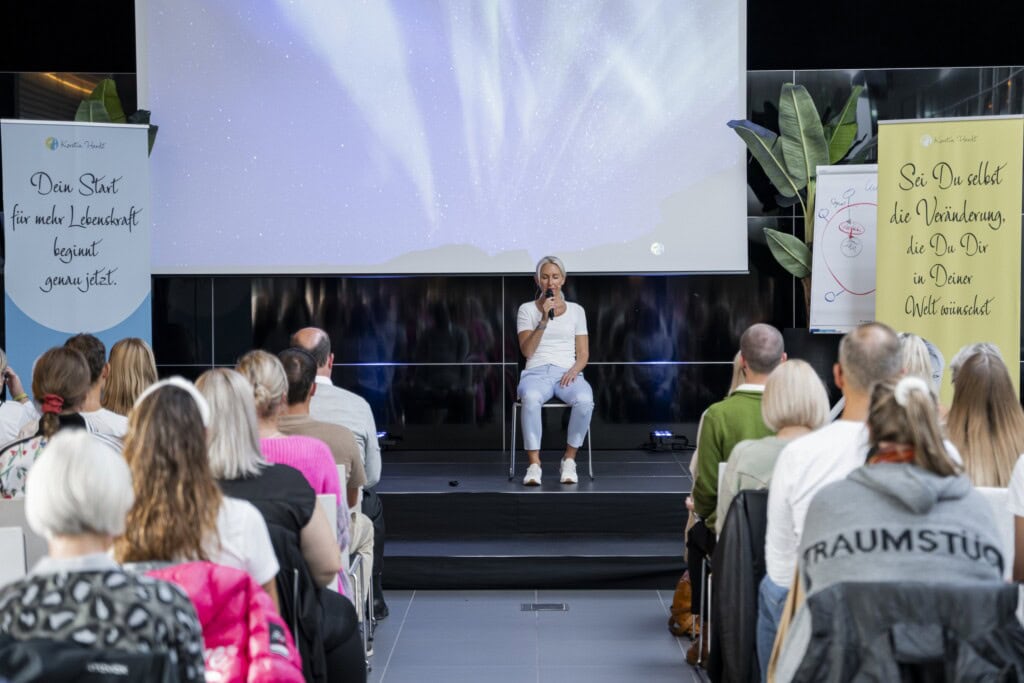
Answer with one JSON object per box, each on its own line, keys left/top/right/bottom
{"left": 876, "top": 116, "right": 1023, "bottom": 403}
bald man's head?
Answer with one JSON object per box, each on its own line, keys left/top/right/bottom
{"left": 839, "top": 322, "right": 901, "bottom": 393}
{"left": 739, "top": 323, "right": 785, "bottom": 375}
{"left": 291, "top": 327, "right": 331, "bottom": 369}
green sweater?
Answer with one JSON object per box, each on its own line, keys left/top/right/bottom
{"left": 692, "top": 389, "right": 772, "bottom": 528}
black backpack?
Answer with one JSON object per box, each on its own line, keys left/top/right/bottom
{"left": 0, "top": 635, "right": 178, "bottom": 683}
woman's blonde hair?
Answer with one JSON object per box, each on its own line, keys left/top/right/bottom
{"left": 898, "top": 333, "right": 936, "bottom": 391}
{"left": 114, "top": 383, "right": 222, "bottom": 563}
{"left": 195, "top": 368, "right": 265, "bottom": 479}
{"left": 867, "top": 377, "right": 956, "bottom": 477}
{"left": 102, "top": 337, "right": 158, "bottom": 416}
{"left": 947, "top": 349, "right": 1024, "bottom": 487}
{"left": 727, "top": 351, "right": 744, "bottom": 396}
{"left": 534, "top": 255, "right": 566, "bottom": 282}
{"left": 762, "top": 360, "right": 829, "bottom": 432}
{"left": 236, "top": 350, "right": 288, "bottom": 420}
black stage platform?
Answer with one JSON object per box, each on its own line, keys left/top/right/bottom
{"left": 377, "top": 450, "right": 693, "bottom": 590}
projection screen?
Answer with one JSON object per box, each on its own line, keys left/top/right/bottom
{"left": 138, "top": 0, "right": 747, "bottom": 274}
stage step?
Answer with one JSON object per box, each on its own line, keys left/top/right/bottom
{"left": 385, "top": 534, "right": 684, "bottom": 589}
{"left": 377, "top": 450, "right": 692, "bottom": 590}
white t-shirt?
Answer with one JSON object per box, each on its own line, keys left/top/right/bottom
{"left": 205, "top": 496, "right": 280, "bottom": 586}
{"left": 517, "top": 300, "right": 588, "bottom": 370}
{"left": 81, "top": 408, "right": 129, "bottom": 438}
{"left": 764, "top": 420, "right": 868, "bottom": 586}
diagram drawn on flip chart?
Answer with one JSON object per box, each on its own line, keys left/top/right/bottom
{"left": 810, "top": 165, "right": 879, "bottom": 333}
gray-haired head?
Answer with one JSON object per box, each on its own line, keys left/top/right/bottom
{"left": 949, "top": 342, "right": 1002, "bottom": 385}
{"left": 25, "top": 430, "right": 134, "bottom": 540}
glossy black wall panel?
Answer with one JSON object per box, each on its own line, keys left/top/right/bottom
{"left": 213, "top": 278, "right": 255, "bottom": 365}
{"left": 332, "top": 364, "right": 505, "bottom": 450}
{"left": 251, "top": 276, "right": 505, "bottom": 364}
{"left": 152, "top": 277, "right": 212, "bottom": 365}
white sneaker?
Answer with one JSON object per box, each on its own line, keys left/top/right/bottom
{"left": 560, "top": 458, "right": 578, "bottom": 484}
{"left": 523, "top": 463, "right": 542, "bottom": 486}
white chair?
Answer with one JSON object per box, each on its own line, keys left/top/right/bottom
{"left": 316, "top": 494, "right": 340, "bottom": 593}
{"left": 976, "top": 486, "right": 1014, "bottom": 580}
{"left": 509, "top": 399, "right": 593, "bottom": 480}
{"left": 0, "top": 526, "right": 27, "bottom": 587}
{"left": 0, "top": 499, "right": 46, "bottom": 568}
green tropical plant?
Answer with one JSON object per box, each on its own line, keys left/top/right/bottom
{"left": 728, "top": 83, "right": 863, "bottom": 312}
{"left": 75, "top": 78, "right": 158, "bottom": 154}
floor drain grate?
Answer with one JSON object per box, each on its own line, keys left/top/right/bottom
{"left": 521, "top": 603, "right": 568, "bottom": 612}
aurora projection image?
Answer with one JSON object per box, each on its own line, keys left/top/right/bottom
{"left": 143, "top": 1, "right": 746, "bottom": 273}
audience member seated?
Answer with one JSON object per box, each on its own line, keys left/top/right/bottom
{"left": 292, "top": 326, "right": 389, "bottom": 618}
{"left": 715, "top": 359, "right": 828, "bottom": 535}
{"left": 0, "top": 348, "right": 35, "bottom": 444}
{"left": 276, "top": 348, "right": 375, "bottom": 619}
{"left": 63, "top": 333, "right": 128, "bottom": 438}
{"left": 0, "top": 346, "right": 110, "bottom": 497}
{"left": 947, "top": 346, "right": 1024, "bottom": 487}
{"left": 672, "top": 350, "right": 743, "bottom": 639}
{"left": 774, "top": 376, "right": 1004, "bottom": 681}
{"left": 237, "top": 350, "right": 351, "bottom": 547}
{"left": 0, "top": 430, "right": 205, "bottom": 682}
{"left": 761, "top": 322, "right": 901, "bottom": 678}
{"left": 687, "top": 323, "right": 784, "bottom": 663}
{"left": 101, "top": 337, "right": 158, "bottom": 417}
{"left": 195, "top": 368, "right": 366, "bottom": 683}
{"left": 113, "top": 378, "right": 281, "bottom": 611}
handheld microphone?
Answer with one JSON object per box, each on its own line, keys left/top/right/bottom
{"left": 545, "top": 288, "right": 555, "bottom": 320}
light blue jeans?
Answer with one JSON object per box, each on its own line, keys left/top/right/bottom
{"left": 517, "top": 364, "right": 594, "bottom": 451}
{"left": 756, "top": 575, "right": 789, "bottom": 683}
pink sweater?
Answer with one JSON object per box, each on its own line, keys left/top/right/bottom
{"left": 260, "top": 435, "right": 350, "bottom": 580}
{"left": 260, "top": 435, "right": 340, "bottom": 498}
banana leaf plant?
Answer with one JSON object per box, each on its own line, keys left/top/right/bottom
{"left": 75, "top": 77, "right": 158, "bottom": 154}
{"left": 728, "top": 83, "right": 863, "bottom": 314}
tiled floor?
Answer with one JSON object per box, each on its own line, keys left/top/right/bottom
{"left": 367, "top": 589, "right": 708, "bottom": 683}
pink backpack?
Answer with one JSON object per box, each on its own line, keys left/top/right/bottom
{"left": 148, "top": 561, "right": 303, "bottom": 683}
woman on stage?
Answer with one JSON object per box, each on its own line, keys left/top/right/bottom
{"left": 517, "top": 256, "right": 594, "bottom": 486}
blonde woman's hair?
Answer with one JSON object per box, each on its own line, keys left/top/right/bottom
{"left": 947, "top": 349, "right": 1024, "bottom": 487}
{"left": 899, "top": 333, "right": 935, "bottom": 390}
{"left": 236, "top": 350, "right": 288, "bottom": 420}
{"left": 102, "top": 337, "right": 158, "bottom": 416}
{"left": 762, "top": 359, "right": 829, "bottom": 432}
{"left": 534, "top": 255, "right": 566, "bottom": 282}
{"left": 115, "top": 384, "right": 222, "bottom": 563}
{"left": 867, "top": 377, "right": 956, "bottom": 477}
{"left": 727, "top": 351, "right": 744, "bottom": 396}
{"left": 195, "top": 368, "right": 265, "bottom": 479}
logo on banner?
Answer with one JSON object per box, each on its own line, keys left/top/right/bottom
{"left": 920, "top": 134, "right": 933, "bottom": 147}
{"left": 44, "top": 137, "right": 58, "bottom": 151}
